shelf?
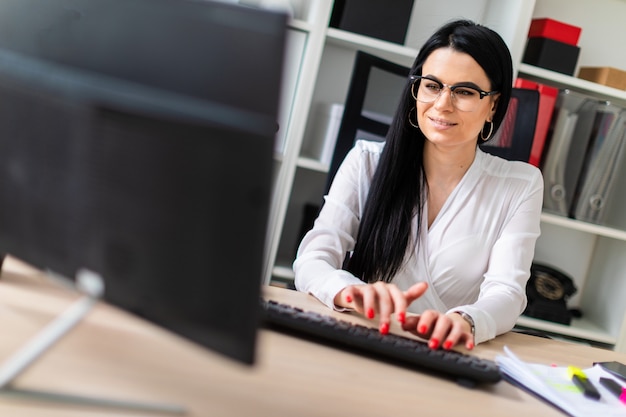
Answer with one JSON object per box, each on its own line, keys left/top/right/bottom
{"left": 325, "top": 27, "right": 417, "bottom": 67}
{"left": 540, "top": 212, "right": 626, "bottom": 242}
{"left": 288, "top": 18, "right": 313, "bottom": 33}
{"left": 516, "top": 315, "right": 616, "bottom": 346}
{"left": 297, "top": 156, "right": 328, "bottom": 173}
{"left": 272, "top": 264, "right": 295, "bottom": 280}
{"left": 518, "top": 63, "right": 626, "bottom": 107}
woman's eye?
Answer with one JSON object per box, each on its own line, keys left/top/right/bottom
{"left": 424, "top": 82, "right": 441, "bottom": 92}
{"left": 453, "top": 87, "right": 476, "bottom": 97}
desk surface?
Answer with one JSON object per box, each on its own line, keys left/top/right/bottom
{"left": 0, "top": 257, "right": 625, "bottom": 417}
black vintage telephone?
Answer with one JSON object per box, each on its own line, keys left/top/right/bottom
{"left": 523, "top": 262, "right": 577, "bottom": 325}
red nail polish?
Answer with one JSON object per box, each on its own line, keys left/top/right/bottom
{"left": 397, "top": 311, "right": 406, "bottom": 323}
{"left": 380, "top": 322, "right": 389, "bottom": 335}
{"left": 429, "top": 338, "right": 439, "bottom": 349}
{"left": 419, "top": 325, "right": 427, "bottom": 334}
{"left": 467, "top": 342, "right": 475, "bottom": 350}
{"left": 366, "top": 308, "right": 375, "bottom": 319}
{"left": 345, "top": 295, "right": 352, "bottom": 303}
{"left": 443, "top": 340, "right": 453, "bottom": 350}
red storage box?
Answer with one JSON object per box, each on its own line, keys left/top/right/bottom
{"left": 528, "top": 18, "right": 581, "bottom": 46}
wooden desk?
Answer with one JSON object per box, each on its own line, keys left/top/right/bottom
{"left": 0, "top": 257, "right": 625, "bottom": 416}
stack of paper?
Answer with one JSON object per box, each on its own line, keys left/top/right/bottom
{"left": 496, "top": 346, "right": 626, "bottom": 417}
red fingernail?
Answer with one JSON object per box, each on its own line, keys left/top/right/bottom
{"left": 419, "top": 325, "right": 427, "bottom": 334}
{"left": 366, "top": 308, "right": 375, "bottom": 319}
{"left": 379, "top": 322, "right": 389, "bottom": 334}
{"left": 428, "top": 338, "right": 439, "bottom": 349}
{"left": 443, "top": 340, "right": 453, "bottom": 350}
{"left": 467, "top": 342, "right": 475, "bottom": 350}
{"left": 345, "top": 295, "right": 352, "bottom": 303}
{"left": 397, "top": 311, "right": 406, "bottom": 323}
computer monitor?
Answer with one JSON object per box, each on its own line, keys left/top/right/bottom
{"left": 0, "top": 0, "right": 286, "bottom": 368}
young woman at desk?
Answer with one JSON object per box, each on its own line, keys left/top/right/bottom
{"left": 294, "top": 20, "right": 543, "bottom": 351}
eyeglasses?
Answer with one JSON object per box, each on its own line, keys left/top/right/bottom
{"left": 409, "top": 75, "right": 499, "bottom": 112}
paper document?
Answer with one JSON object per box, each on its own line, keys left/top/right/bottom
{"left": 496, "top": 346, "right": 626, "bottom": 417}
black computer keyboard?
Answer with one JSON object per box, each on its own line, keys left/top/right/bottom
{"left": 261, "top": 299, "right": 501, "bottom": 386}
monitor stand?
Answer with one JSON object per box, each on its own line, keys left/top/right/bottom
{"left": 0, "top": 269, "right": 186, "bottom": 414}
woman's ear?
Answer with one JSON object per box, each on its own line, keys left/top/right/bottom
{"left": 491, "top": 94, "right": 500, "bottom": 112}
{"left": 489, "top": 95, "right": 500, "bottom": 119}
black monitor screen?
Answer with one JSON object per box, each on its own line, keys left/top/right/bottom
{"left": 0, "top": 0, "right": 286, "bottom": 365}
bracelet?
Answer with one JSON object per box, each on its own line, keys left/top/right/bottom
{"left": 454, "top": 311, "right": 475, "bottom": 337}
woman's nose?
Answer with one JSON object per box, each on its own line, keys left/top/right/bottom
{"left": 433, "top": 87, "right": 454, "bottom": 110}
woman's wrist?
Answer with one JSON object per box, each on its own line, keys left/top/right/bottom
{"left": 453, "top": 311, "right": 475, "bottom": 337}
{"left": 333, "top": 288, "right": 350, "bottom": 309}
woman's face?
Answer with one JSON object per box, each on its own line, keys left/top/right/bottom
{"left": 416, "top": 47, "right": 499, "bottom": 153}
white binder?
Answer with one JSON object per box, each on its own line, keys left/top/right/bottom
{"left": 572, "top": 106, "right": 626, "bottom": 224}
{"left": 542, "top": 90, "right": 597, "bottom": 216}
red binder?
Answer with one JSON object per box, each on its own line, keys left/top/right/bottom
{"left": 514, "top": 78, "right": 558, "bottom": 167}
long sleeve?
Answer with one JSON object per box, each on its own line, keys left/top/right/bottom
{"left": 442, "top": 157, "right": 544, "bottom": 344}
{"left": 293, "top": 140, "right": 383, "bottom": 309}
{"left": 419, "top": 149, "right": 544, "bottom": 344}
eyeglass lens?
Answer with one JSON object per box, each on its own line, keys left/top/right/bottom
{"left": 412, "top": 77, "right": 488, "bottom": 112}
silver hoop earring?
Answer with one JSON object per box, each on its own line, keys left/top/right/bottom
{"left": 481, "top": 121, "right": 494, "bottom": 141}
{"left": 411, "top": 82, "right": 418, "bottom": 101}
{"left": 408, "top": 107, "right": 419, "bottom": 129}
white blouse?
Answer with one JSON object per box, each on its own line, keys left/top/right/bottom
{"left": 293, "top": 140, "right": 543, "bottom": 344}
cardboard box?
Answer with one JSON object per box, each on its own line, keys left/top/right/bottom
{"left": 528, "top": 18, "right": 582, "bottom": 46}
{"left": 577, "top": 67, "right": 626, "bottom": 90}
{"left": 522, "top": 37, "right": 580, "bottom": 75}
{"left": 329, "top": 0, "right": 414, "bottom": 45}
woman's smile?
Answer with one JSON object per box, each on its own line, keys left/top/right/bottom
{"left": 428, "top": 116, "right": 458, "bottom": 129}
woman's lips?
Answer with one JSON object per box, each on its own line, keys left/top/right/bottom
{"left": 429, "top": 116, "right": 457, "bottom": 129}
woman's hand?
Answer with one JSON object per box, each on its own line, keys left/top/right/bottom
{"left": 402, "top": 310, "right": 475, "bottom": 350}
{"left": 334, "top": 281, "right": 474, "bottom": 350}
{"left": 334, "top": 281, "right": 428, "bottom": 335}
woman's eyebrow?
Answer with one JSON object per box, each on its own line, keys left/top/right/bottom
{"left": 452, "top": 81, "right": 484, "bottom": 90}
{"left": 423, "top": 74, "right": 484, "bottom": 90}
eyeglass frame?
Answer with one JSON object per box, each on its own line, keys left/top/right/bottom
{"left": 409, "top": 75, "right": 499, "bottom": 108}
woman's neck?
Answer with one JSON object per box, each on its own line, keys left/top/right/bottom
{"left": 423, "top": 143, "right": 477, "bottom": 228}
{"left": 423, "top": 142, "right": 477, "bottom": 190}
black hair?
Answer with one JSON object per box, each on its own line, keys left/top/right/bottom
{"left": 346, "top": 19, "right": 513, "bottom": 283}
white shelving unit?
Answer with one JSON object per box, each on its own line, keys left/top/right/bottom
{"left": 262, "top": 0, "right": 334, "bottom": 285}
{"left": 263, "top": 0, "right": 626, "bottom": 352}
{"left": 515, "top": 63, "right": 626, "bottom": 350}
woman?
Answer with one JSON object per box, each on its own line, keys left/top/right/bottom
{"left": 293, "top": 19, "right": 544, "bottom": 351}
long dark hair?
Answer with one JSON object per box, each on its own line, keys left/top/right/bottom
{"left": 346, "top": 19, "right": 513, "bottom": 283}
